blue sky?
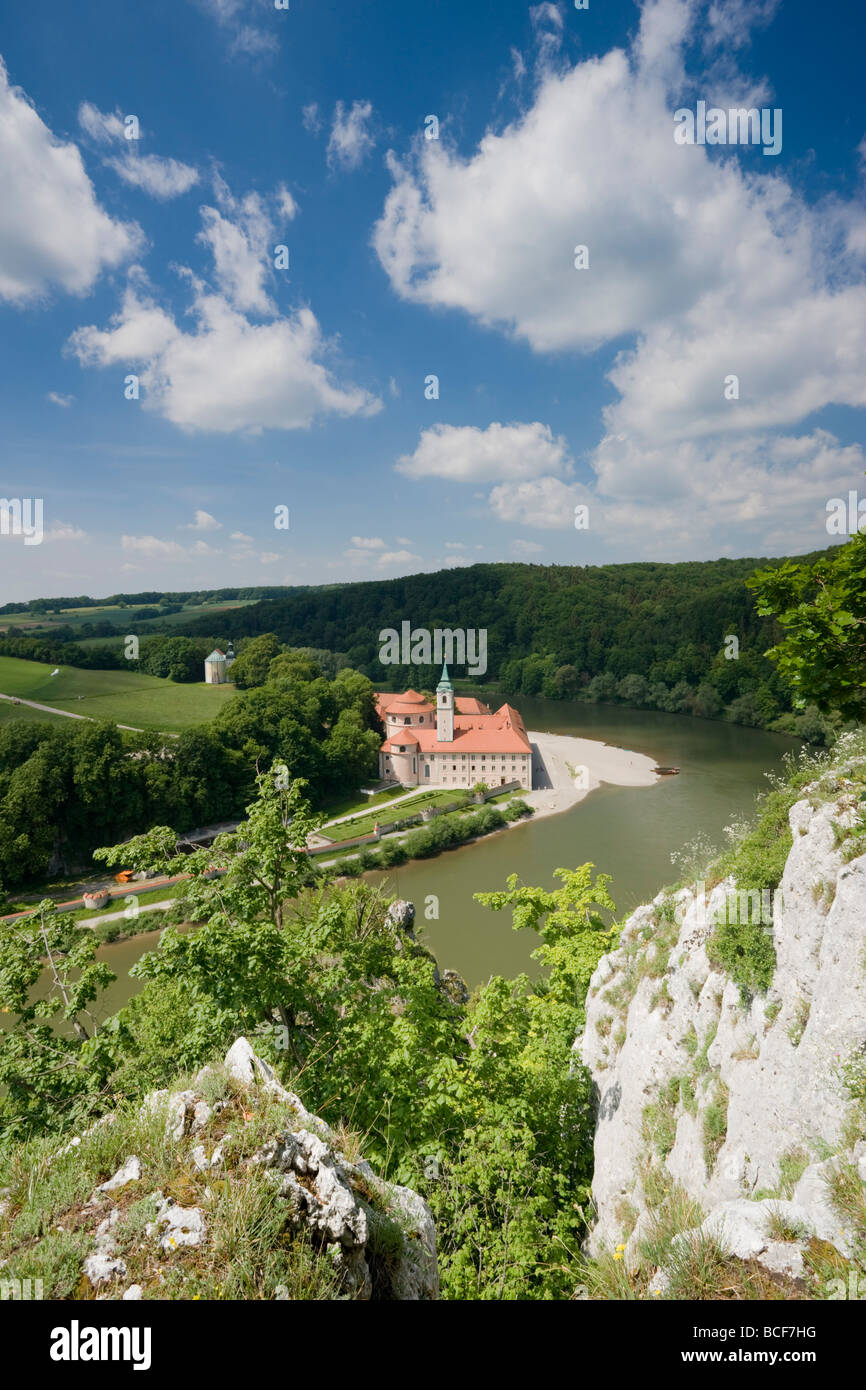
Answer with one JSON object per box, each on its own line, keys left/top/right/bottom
{"left": 1, "top": 0, "right": 865, "bottom": 600}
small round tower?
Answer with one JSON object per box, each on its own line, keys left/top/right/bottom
{"left": 204, "top": 648, "right": 227, "bottom": 685}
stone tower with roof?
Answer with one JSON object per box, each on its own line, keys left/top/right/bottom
{"left": 204, "top": 648, "right": 227, "bottom": 684}
{"left": 436, "top": 663, "right": 454, "bottom": 742}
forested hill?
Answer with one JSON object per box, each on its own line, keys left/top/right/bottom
{"left": 180, "top": 551, "right": 834, "bottom": 734}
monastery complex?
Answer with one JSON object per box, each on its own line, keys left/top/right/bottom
{"left": 376, "top": 665, "right": 533, "bottom": 790}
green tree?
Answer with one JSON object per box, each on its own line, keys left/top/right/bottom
{"left": 230, "top": 633, "right": 285, "bottom": 688}
{"left": 747, "top": 532, "right": 866, "bottom": 718}
{"left": 617, "top": 672, "right": 649, "bottom": 706}
{"left": 0, "top": 902, "right": 116, "bottom": 1138}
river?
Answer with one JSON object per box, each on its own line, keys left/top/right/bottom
{"left": 24, "top": 699, "right": 802, "bottom": 1015}
{"left": 366, "top": 698, "right": 800, "bottom": 986}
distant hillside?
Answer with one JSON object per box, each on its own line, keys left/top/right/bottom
{"left": 175, "top": 553, "right": 835, "bottom": 732}
{"left": 5, "top": 550, "right": 844, "bottom": 739}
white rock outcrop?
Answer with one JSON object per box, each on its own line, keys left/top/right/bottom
{"left": 145, "top": 1037, "right": 439, "bottom": 1299}
{"left": 579, "top": 779, "right": 866, "bottom": 1275}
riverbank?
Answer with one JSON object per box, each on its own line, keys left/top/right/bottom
{"left": 7, "top": 703, "right": 801, "bottom": 1008}
{"left": 523, "top": 729, "right": 659, "bottom": 820}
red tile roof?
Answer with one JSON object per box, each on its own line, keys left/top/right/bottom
{"left": 376, "top": 691, "right": 491, "bottom": 719}
{"left": 381, "top": 730, "right": 420, "bottom": 751}
{"left": 379, "top": 701, "right": 530, "bottom": 756}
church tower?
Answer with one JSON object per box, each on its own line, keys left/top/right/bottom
{"left": 436, "top": 663, "right": 454, "bottom": 742}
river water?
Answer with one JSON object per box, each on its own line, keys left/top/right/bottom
{"left": 366, "top": 698, "right": 799, "bottom": 986}
{"left": 24, "top": 698, "right": 801, "bottom": 1015}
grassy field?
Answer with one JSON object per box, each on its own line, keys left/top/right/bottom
{"left": 0, "top": 699, "right": 71, "bottom": 728}
{"left": 0, "top": 598, "right": 254, "bottom": 640}
{"left": 321, "top": 788, "right": 473, "bottom": 842}
{"left": 317, "top": 785, "right": 407, "bottom": 820}
{"left": 0, "top": 655, "right": 237, "bottom": 732}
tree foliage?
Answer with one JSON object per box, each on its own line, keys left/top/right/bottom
{"left": 747, "top": 531, "right": 866, "bottom": 719}
{"left": 0, "top": 767, "right": 622, "bottom": 1298}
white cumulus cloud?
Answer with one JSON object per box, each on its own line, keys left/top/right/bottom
{"left": 396, "top": 421, "right": 571, "bottom": 483}
{"left": 67, "top": 178, "right": 381, "bottom": 435}
{"left": 0, "top": 62, "right": 140, "bottom": 304}
{"left": 78, "top": 102, "right": 199, "bottom": 200}
{"left": 182, "top": 509, "right": 222, "bottom": 531}
{"left": 373, "top": 0, "right": 866, "bottom": 553}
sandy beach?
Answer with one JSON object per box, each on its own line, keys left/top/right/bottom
{"left": 523, "top": 729, "right": 659, "bottom": 821}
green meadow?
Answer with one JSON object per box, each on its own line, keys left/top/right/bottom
{"left": 0, "top": 655, "right": 237, "bottom": 732}
{"left": 0, "top": 597, "right": 254, "bottom": 641}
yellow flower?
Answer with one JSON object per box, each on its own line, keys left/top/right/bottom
{"left": 615, "top": 1243, "right": 626, "bottom": 1252}
{"left": 613, "top": 1251, "right": 623, "bottom": 1261}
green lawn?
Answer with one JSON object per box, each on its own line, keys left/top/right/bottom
{"left": 318, "top": 785, "right": 407, "bottom": 820}
{"left": 1, "top": 598, "right": 254, "bottom": 641}
{"left": 0, "top": 700, "right": 71, "bottom": 728}
{"left": 0, "top": 655, "right": 237, "bottom": 732}
{"left": 321, "top": 788, "right": 473, "bottom": 842}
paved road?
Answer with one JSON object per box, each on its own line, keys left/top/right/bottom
{"left": 78, "top": 899, "right": 176, "bottom": 928}
{"left": 1, "top": 872, "right": 193, "bottom": 922}
{"left": 0, "top": 691, "right": 175, "bottom": 736}
{"left": 0, "top": 691, "right": 89, "bottom": 721}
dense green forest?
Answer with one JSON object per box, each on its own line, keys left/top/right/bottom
{"left": 2, "top": 541, "right": 859, "bottom": 892}
{"left": 5, "top": 550, "right": 844, "bottom": 738}
{"left": 0, "top": 655, "right": 381, "bottom": 889}
{"left": 181, "top": 552, "right": 839, "bottom": 740}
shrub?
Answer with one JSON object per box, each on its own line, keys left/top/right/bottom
{"left": 378, "top": 839, "right": 408, "bottom": 867}
{"left": 707, "top": 914, "right": 776, "bottom": 999}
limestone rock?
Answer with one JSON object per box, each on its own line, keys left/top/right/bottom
{"left": 579, "top": 767, "right": 866, "bottom": 1278}
{"left": 253, "top": 1129, "right": 368, "bottom": 1248}
{"left": 146, "top": 1198, "right": 207, "bottom": 1252}
{"left": 192, "top": 1101, "right": 213, "bottom": 1134}
{"left": 84, "top": 1208, "right": 126, "bottom": 1285}
{"left": 386, "top": 899, "right": 415, "bottom": 932}
{"left": 96, "top": 1155, "right": 142, "bottom": 1196}
{"left": 223, "top": 1036, "right": 332, "bottom": 1139}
